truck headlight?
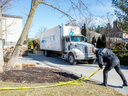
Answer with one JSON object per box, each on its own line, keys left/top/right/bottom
{"left": 74, "top": 52, "right": 76, "bottom": 54}
{"left": 74, "top": 51, "right": 83, "bottom": 55}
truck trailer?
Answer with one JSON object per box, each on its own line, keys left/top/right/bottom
{"left": 40, "top": 24, "right": 96, "bottom": 65}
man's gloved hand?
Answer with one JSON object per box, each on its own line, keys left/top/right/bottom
{"left": 99, "top": 64, "right": 103, "bottom": 69}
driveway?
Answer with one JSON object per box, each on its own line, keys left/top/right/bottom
{"left": 16, "top": 53, "right": 128, "bottom": 94}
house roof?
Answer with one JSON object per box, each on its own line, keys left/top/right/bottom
{"left": 106, "top": 37, "right": 122, "bottom": 42}
{"left": 2, "top": 14, "right": 22, "bottom": 19}
{"left": 116, "top": 39, "right": 128, "bottom": 43}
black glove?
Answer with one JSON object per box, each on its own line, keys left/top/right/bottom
{"left": 99, "top": 64, "right": 103, "bottom": 69}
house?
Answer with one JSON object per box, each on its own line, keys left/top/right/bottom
{"left": 109, "top": 21, "right": 128, "bottom": 49}
{"left": 86, "top": 30, "right": 102, "bottom": 43}
{"left": 115, "top": 38, "right": 128, "bottom": 50}
{"left": 110, "top": 21, "right": 128, "bottom": 39}
{"left": 2, "top": 14, "right": 22, "bottom": 47}
{"left": 2, "top": 14, "right": 28, "bottom": 57}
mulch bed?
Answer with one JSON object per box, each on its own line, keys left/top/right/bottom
{"left": 0, "top": 66, "right": 79, "bottom": 83}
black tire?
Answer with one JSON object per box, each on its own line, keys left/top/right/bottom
{"left": 68, "top": 53, "right": 77, "bottom": 65}
{"left": 88, "top": 59, "right": 96, "bottom": 64}
{"left": 44, "top": 50, "right": 50, "bottom": 57}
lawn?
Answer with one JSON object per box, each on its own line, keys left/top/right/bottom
{"left": 0, "top": 66, "right": 127, "bottom": 96}
{"left": 0, "top": 81, "right": 127, "bottom": 96}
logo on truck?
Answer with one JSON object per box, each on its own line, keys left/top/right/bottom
{"left": 41, "top": 35, "right": 56, "bottom": 43}
{"left": 41, "top": 40, "right": 46, "bottom": 43}
{"left": 69, "top": 28, "right": 74, "bottom": 35}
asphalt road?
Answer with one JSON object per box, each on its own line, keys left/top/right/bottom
{"left": 16, "top": 53, "right": 128, "bottom": 94}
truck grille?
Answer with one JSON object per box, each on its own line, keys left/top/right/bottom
{"left": 85, "top": 47, "right": 87, "bottom": 53}
{"left": 85, "top": 46, "right": 93, "bottom": 54}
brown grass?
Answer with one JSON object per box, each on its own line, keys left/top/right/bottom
{"left": 22, "top": 63, "right": 36, "bottom": 67}
{"left": 0, "top": 81, "right": 127, "bottom": 96}
{"left": 13, "top": 64, "right": 22, "bottom": 70}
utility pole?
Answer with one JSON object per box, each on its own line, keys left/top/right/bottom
{"left": 0, "top": 6, "right": 4, "bottom": 67}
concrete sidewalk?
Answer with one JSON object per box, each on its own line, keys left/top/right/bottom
{"left": 16, "top": 53, "right": 128, "bottom": 94}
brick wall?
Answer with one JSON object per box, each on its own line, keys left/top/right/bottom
{"left": 111, "top": 21, "right": 122, "bottom": 38}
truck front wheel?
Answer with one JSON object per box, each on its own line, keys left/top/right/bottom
{"left": 88, "top": 59, "right": 96, "bottom": 64}
{"left": 68, "top": 53, "right": 77, "bottom": 65}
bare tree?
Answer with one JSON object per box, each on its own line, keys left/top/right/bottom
{"left": 78, "top": 15, "right": 96, "bottom": 29}
{"left": 100, "top": 12, "right": 116, "bottom": 49}
{"left": 7, "top": 0, "right": 101, "bottom": 67}
{"left": 0, "top": 0, "right": 13, "bottom": 13}
{"left": 33, "top": 27, "right": 47, "bottom": 39}
{"left": 100, "top": 13, "right": 114, "bottom": 34}
{"left": 76, "top": 14, "right": 97, "bottom": 42}
{"left": 0, "top": 7, "right": 4, "bottom": 67}
{"left": 0, "top": 0, "right": 14, "bottom": 69}
{"left": 7, "top": 0, "right": 39, "bottom": 67}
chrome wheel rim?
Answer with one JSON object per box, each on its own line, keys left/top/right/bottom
{"left": 69, "top": 55, "right": 73, "bottom": 63}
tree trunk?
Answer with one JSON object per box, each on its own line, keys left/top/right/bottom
{"left": 7, "top": 2, "right": 39, "bottom": 67}
{"left": 0, "top": 7, "right": 4, "bottom": 67}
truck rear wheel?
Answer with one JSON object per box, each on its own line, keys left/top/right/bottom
{"left": 68, "top": 53, "right": 77, "bottom": 65}
{"left": 44, "top": 50, "right": 50, "bottom": 57}
{"left": 88, "top": 59, "right": 96, "bottom": 64}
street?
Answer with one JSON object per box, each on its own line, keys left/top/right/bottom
{"left": 16, "top": 53, "right": 128, "bottom": 94}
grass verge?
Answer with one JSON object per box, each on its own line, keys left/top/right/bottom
{"left": 0, "top": 81, "right": 127, "bottom": 96}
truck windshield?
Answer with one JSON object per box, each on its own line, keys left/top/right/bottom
{"left": 71, "top": 36, "right": 86, "bottom": 42}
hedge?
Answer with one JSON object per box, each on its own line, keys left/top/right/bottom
{"left": 112, "top": 50, "right": 128, "bottom": 66}
{"left": 118, "top": 53, "right": 128, "bottom": 66}
{"left": 112, "top": 50, "right": 128, "bottom": 53}
{"left": 29, "top": 49, "right": 36, "bottom": 53}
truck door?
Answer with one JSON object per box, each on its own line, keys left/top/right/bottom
{"left": 65, "top": 37, "right": 71, "bottom": 52}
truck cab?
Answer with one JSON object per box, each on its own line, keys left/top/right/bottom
{"left": 62, "top": 35, "right": 96, "bottom": 65}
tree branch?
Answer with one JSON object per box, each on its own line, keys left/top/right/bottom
{"left": 69, "top": 0, "right": 85, "bottom": 17}
{"left": 96, "top": 0, "right": 105, "bottom": 6}
{"left": 1, "top": 0, "right": 11, "bottom": 8}
{"left": 40, "top": 1, "right": 76, "bottom": 22}
{"left": 31, "top": 0, "right": 34, "bottom": 8}
{"left": 0, "top": 0, "right": 13, "bottom": 12}
{"left": 79, "top": 0, "right": 91, "bottom": 15}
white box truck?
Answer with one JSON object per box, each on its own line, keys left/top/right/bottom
{"left": 40, "top": 24, "right": 96, "bottom": 65}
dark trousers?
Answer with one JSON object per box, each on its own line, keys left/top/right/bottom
{"left": 103, "top": 58, "right": 127, "bottom": 86}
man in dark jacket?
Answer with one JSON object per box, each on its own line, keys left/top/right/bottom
{"left": 92, "top": 47, "right": 127, "bottom": 87}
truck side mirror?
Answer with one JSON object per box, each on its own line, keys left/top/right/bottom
{"left": 85, "top": 38, "right": 87, "bottom": 42}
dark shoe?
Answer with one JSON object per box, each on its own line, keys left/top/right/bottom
{"left": 122, "top": 84, "right": 128, "bottom": 87}
{"left": 99, "top": 83, "right": 107, "bottom": 87}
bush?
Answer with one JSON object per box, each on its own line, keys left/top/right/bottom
{"left": 101, "top": 34, "right": 106, "bottom": 47}
{"left": 112, "top": 50, "right": 128, "bottom": 66}
{"left": 118, "top": 53, "right": 128, "bottom": 66}
{"left": 96, "top": 34, "right": 106, "bottom": 48}
{"left": 112, "top": 50, "right": 128, "bottom": 55}
{"left": 92, "top": 36, "right": 96, "bottom": 46}
{"left": 117, "top": 43, "right": 128, "bottom": 50}
{"left": 28, "top": 40, "right": 40, "bottom": 50}
{"left": 4, "top": 57, "right": 9, "bottom": 62}
{"left": 28, "top": 49, "right": 36, "bottom": 53}
{"left": 96, "top": 37, "right": 102, "bottom": 48}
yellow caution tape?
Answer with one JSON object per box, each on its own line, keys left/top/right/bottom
{"left": 0, "top": 68, "right": 101, "bottom": 90}
{"left": 59, "top": 68, "right": 101, "bottom": 85}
